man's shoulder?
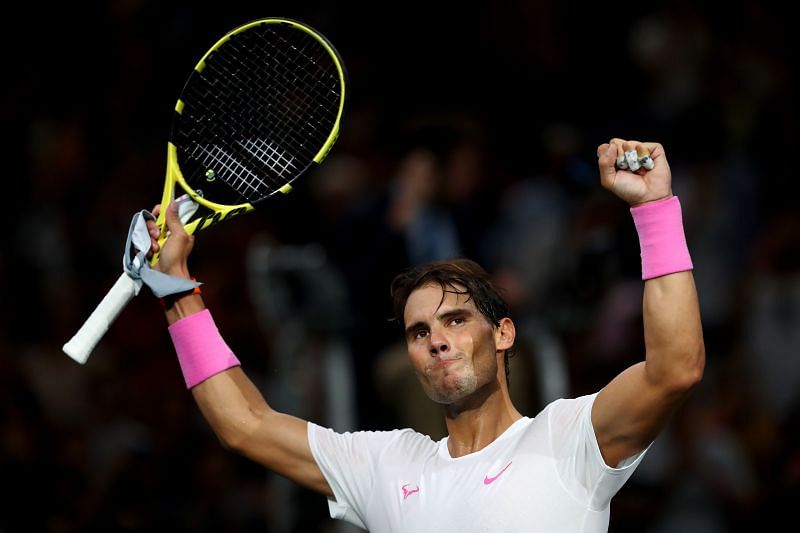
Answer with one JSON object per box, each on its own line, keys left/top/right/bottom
{"left": 351, "top": 427, "right": 439, "bottom": 467}
{"left": 388, "top": 427, "right": 439, "bottom": 453}
{"left": 527, "top": 393, "right": 599, "bottom": 444}
{"left": 309, "top": 422, "right": 438, "bottom": 455}
{"left": 538, "top": 393, "right": 599, "bottom": 418}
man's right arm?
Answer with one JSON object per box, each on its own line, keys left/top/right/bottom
{"left": 149, "top": 202, "right": 332, "bottom": 497}
{"left": 193, "top": 363, "right": 333, "bottom": 497}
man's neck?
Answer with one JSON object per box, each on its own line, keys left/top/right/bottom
{"left": 444, "top": 381, "right": 522, "bottom": 458}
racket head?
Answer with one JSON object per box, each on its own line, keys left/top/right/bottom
{"left": 156, "top": 18, "right": 348, "bottom": 240}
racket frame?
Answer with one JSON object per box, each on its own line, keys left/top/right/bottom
{"left": 64, "top": 17, "right": 348, "bottom": 364}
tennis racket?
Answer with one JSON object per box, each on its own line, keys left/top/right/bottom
{"left": 63, "top": 17, "right": 348, "bottom": 364}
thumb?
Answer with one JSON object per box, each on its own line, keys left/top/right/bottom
{"left": 597, "top": 143, "right": 618, "bottom": 189}
{"left": 164, "top": 200, "right": 188, "bottom": 236}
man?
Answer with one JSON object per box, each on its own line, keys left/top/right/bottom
{"left": 147, "top": 138, "right": 704, "bottom": 531}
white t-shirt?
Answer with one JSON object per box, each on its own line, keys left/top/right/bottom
{"left": 307, "top": 393, "right": 648, "bottom": 532}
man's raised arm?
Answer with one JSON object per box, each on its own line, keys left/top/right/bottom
{"left": 148, "top": 202, "right": 332, "bottom": 497}
{"left": 591, "top": 140, "right": 706, "bottom": 468}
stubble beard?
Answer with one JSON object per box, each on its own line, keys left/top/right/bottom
{"left": 427, "top": 369, "right": 479, "bottom": 404}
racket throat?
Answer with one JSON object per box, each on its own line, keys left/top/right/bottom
{"left": 192, "top": 205, "right": 250, "bottom": 232}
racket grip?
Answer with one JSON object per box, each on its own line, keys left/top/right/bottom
{"left": 63, "top": 273, "right": 139, "bottom": 364}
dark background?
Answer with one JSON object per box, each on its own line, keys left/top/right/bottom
{"left": 2, "top": 0, "right": 799, "bottom": 531}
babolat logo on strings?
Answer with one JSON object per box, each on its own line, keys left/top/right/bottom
{"left": 197, "top": 207, "right": 248, "bottom": 230}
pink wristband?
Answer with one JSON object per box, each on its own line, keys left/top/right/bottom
{"left": 168, "top": 309, "right": 241, "bottom": 389}
{"left": 630, "top": 196, "right": 693, "bottom": 280}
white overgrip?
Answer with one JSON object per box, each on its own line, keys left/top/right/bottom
{"left": 62, "top": 273, "right": 139, "bottom": 364}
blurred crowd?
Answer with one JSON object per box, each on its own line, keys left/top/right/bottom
{"left": 1, "top": 1, "right": 798, "bottom": 531}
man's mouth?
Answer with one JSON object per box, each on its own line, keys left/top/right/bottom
{"left": 433, "top": 357, "right": 460, "bottom": 368}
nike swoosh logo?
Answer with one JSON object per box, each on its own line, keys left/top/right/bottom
{"left": 483, "top": 461, "right": 512, "bottom": 485}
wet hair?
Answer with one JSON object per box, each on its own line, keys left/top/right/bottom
{"left": 390, "top": 258, "right": 515, "bottom": 382}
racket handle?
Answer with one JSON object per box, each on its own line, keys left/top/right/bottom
{"left": 63, "top": 273, "right": 139, "bottom": 364}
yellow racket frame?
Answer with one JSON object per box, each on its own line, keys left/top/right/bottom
{"left": 154, "top": 18, "right": 347, "bottom": 258}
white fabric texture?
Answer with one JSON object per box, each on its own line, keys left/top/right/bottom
{"left": 307, "top": 393, "right": 648, "bottom": 532}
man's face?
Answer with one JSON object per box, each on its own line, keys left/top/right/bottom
{"left": 403, "top": 283, "right": 501, "bottom": 404}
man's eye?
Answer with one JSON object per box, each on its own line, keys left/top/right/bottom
{"left": 415, "top": 330, "right": 429, "bottom": 339}
{"left": 450, "top": 317, "right": 464, "bottom": 326}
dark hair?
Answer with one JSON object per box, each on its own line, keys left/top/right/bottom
{"left": 390, "top": 258, "right": 515, "bottom": 382}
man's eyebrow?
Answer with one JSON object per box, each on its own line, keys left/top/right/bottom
{"left": 436, "top": 308, "right": 474, "bottom": 322}
{"left": 404, "top": 308, "right": 476, "bottom": 336}
{"left": 404, "top": 321, "right": 427, "bottom": 336}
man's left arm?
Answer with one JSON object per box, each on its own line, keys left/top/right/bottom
{"left": 591, "top": 139, "right": 705, "bottom": 467}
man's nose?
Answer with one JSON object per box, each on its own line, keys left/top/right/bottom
{"left": 429, "top": 329, "right": 449, "bottom": 355}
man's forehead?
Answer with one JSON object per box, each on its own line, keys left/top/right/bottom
{"left": 403, "top": 282, "right": 474, "bottom": 321}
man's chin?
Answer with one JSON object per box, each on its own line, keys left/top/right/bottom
{"left": 427, "top": 375, "right": 478, "bottom": 404}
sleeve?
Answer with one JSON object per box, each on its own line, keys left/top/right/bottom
{"left": 306, "top": 421, "right": 403, "bottom": 529}
{"left": 547, "top": 393, "right": 651, "bottom": 510}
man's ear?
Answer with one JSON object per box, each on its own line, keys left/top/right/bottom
{"left": 496, "top": 317, "right": 515, "bottom": 352}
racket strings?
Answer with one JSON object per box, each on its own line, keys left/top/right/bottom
{"left": 175, "top": 22, "right": 343, "bottom": 205}
{"left": 237, "top": 30, "right": 338, "bottom": 158}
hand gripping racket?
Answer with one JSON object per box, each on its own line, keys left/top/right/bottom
{"left": 63, "top": 18, "right": 348, "bottom": 363}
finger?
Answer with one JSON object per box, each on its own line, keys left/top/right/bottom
{"left": 149, "top": 205, "right": 163, "bottom": 239}
{"left": 623, "top": 140, "right": 641, "bottom": 171}
{"left": 145, "top": 216, "right": 160, "bottom": 238}
{"left": 613, "top": 138, "right": 655, "bottom": 170}
{"left": 610, "top": 138, "right": 628, "bottom": 170}
{"left": 632, "top": 142, "right": 666, "bottom": 171}
{"left": 597, "top": 142, "right": 616, "bottom": 165}
{"left": 597, "top": 143, "right": 618, "bottom": 188}
{"left": 164, "top": 200, "right": 188, "bottom": 236}
{"left": 639, "top": 142, "right": 664, "bottom": 161}
{"left": 147, "top": 223, "right": 160, "bottom": 240}
{"left": 636, "top": 144, "right": 655, "bottom": 170}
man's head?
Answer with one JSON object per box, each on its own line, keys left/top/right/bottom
{"left": 390, "top": 259, "right": 516, "bottom": 405}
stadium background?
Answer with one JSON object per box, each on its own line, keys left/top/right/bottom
{"left": 1, "top": 1, "right": 798, "bottom": 531}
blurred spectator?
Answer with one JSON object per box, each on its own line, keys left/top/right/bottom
{"left": 2, "top": 2, "right": 798, "bottom": 531}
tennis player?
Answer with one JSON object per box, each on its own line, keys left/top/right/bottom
{"left": 147, "top": 138, "right": 704, "bottom": 532}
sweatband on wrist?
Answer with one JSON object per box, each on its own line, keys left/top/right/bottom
{"left": 168, "top": 309, "right": 241, "bottom": 389}
{"left": 630, "top": 196, "right": 693, "bottom": 280}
